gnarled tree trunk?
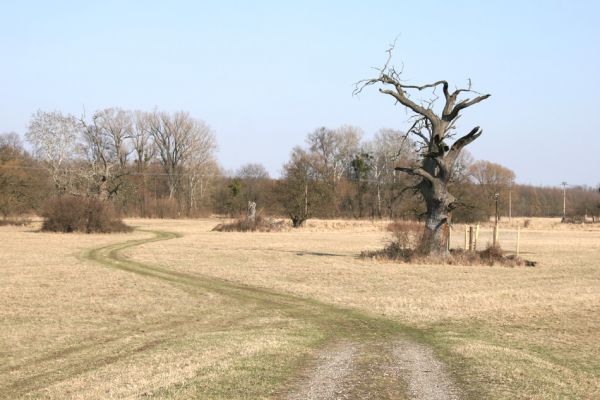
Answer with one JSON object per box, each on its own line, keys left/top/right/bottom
{"left": 356, "top": 44, "right": 490, "bottom": 257}
{"left": 418, "top": 180, "right": 453, "bottom": 256}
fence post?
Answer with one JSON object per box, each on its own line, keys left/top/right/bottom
{"left": 493, "top": 224, "right": 500, "bottom": 247}
{"left": 464, "top": 225, "right": 468, "bottom": 250}
{"left": 474, "top": 224, "right": 480, "bottom": 251}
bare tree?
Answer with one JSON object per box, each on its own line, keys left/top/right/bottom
{"left": 365, "top": 128, "right": 417, "bottom": 218}
{"left": 146, "top": 111, "right": 216, "bottom": 199}
{"left": 80, "top": 108, "right": 133, "bottom": 200}
{"left": 356, "top": 46, "right": 491, "bottom": 256}
{"left": 186, "top": 133, "right": 217, "bottom": 213}
{"left": 130, "top": 111, "right": 156, "bottom": 216}
{"left": 278, "top": 147, "right": 323, "bottom": 227}
{"left": 26, "top": 110, "right": 81, "bottom": 194}
{"left": 131, "top": 111, "right": 155, "bottom": 173}
{"left": 469, "top": 160, "right": 516, "bottom": 218}
{"left": 307, "top": 126, "right": 361, "bottom": 215}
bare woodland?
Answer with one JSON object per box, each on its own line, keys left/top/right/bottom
{"left": 1, "top": 54, "right": 599, "bottom": 234}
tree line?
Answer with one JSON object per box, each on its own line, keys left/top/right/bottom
{"left": 1, "top": 109, "right": 599, "bottom": 224}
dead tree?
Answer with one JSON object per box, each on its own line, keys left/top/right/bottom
{"left": 355, "top": 45, "right": 491, "bottom": 256}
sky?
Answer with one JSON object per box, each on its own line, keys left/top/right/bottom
{"left": 1, "top": 0, "right": 599, "bottom": 186}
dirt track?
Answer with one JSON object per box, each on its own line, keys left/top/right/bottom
{"left": 88, "top": 230, "right": 462, "bottom": 399}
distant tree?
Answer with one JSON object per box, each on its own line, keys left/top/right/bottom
{"left": 364, "top": 128, "right": 417, "bottom": 218}
{"left": 306, "top": 126, "right": 361, "bottom": 215}
{"left": 26, "top": 110, "right": 81, "bottom": 194}
{"left": 356, "top": 46, "right": 491, "bottom": 256}
{"left": 469, "top": 160, "right": 516, "bottom": 218}
{"left": 235, "top": 162, "right": 270, "bottom": 201}
{"left": 0, "top": 132, "right": 48, "bottom": 217}
{"left": 146, "top": 111, "right": 216, "bottom": 200}
{"left": 277, "top": 147, "right": 324, "bottom": 227}
{"left": 80, "top": 108, "right": 133, "bottom": 200}
{"left": 349, "top": 153, "right": 372, "bottom": 218}
{"left": 129, "top": 111, "right": 156, "bottom": 216}
{"left": 237, "top": 163, "right": 270, "bottom": 180}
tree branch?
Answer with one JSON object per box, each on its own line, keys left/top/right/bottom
{"left": 445, "top": 94, "right": 491, "bottom": 121}
{"left": 446, "top": 126, "right": 483, "bottom": 167}
{"left": 378, "top": 75, "right": 439, "bottom": 124}
{"left": 394, "top": 166, "right": 436, "bottom": 184}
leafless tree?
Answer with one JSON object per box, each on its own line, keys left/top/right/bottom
{"left": 355, "top": 45, "right": 491, "bottom": 256}
{"left": 469, "top": 160, "right": 516, "bottom": 217}
{"left": 132, "top": 111, "right": 155, "bottom": 173}
{"left": 26, "top": 110, "right": 81, "bottom": 194}
{"left": 278, "top": 147, "right": 323, "bottom": 227}
{"left": 0, "top": 132, "right": 23, "bottom": 150}
{"left": 186, "top": 137, "right": 218, "bottom": 213}
{"left": 364, "top": 128, "right": 417, "bottom": 217}
{"left": 80, "top": 108, "right": 133, "bottom": 200}
{"left": 306, "top": 126, "right": 361, "bottom": 215}
{"left": 146, "top": 111, "right": 216, "bottom": 199}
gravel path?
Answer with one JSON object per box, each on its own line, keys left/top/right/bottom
{"left": 287, "top": 341, "right": 361, "bottom": 400}
{"left": 287, "top": 338, "right": 461, "bottom": 400}
{"left": 392, "top": 339, "right": 461, "bottom": 400}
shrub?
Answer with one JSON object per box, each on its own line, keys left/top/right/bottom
{"left": 41, "top": 195, "right": 131, "bottom": 233}
{"left": 386, "top": 220, "right": 424, "bottom": 250}
{"left": 212, "top": 215, "right": 287, "bottom": 232}
{"left": 361, "top": 220, "right": 424, "bottom": 260}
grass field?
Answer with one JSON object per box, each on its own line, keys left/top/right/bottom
{"left": 1, "top": 218, "right": 599, "bottom": 399}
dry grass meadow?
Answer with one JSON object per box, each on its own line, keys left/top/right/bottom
{"left": 1, "top": 217, "right": 599, "bottom": 399}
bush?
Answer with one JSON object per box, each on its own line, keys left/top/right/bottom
{"left": 41, "top": 195, "right": 131, "bottom": 233}
{"left": 361, "top": 220, "right": 424, "bottom": 260}
{"left": 212, "top": 215, "right": 287, "bottom": 232}
{"left": 386, "top": 220, "right": 424, "bottom": 250}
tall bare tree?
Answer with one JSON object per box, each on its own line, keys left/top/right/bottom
{"left": 26, "top": 110, "right": 81, "bottom": 194}
{"left": 306, "top": 126, "right": 361, "bottom": 215}
{"left": 356, "top": 47, "right": 491, "bottom": 256}
{"left": 81, "top": 108, "right": 133, "bottom": 200}
{"left": 146, "top": 111, "right": 215, "bottom": 199}
{"left": 365, "top": 128, "right": 417, "bottom": 218}
{"left": 469, "top": 160, "right": 516, "bottom": 218}
{"left": 278, "top": 147, "right": 323, "bottom": 227}
{"left": 186, "top": 132, "right": 217, "bottom": 213}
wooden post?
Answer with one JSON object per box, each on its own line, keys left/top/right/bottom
{"left": 469, "top": 226, "right": 474, "bottom": 251}
{"left": 516, "top": 226, "right": 521, "bottom": 256}
{"left": 493, "top": 224, "right": 499, "bottom": 247}
{"left": 474, "top": 224, "right": 480, "bottom": 251}
{"left": 447, "top": 223, "right": 451, "bottom": 251}
{"left": 464, "top": 225, "right": 468, "bottom": 250}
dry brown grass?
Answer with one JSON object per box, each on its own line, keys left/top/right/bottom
{"left": 127, "top": 217, "right": 600, "bottom": 399}
{"left": 212, "top": 215, "right": 289, "bottom": 232}
{"left": 2, "top": 217, "right": 599, "bottom": 398}
{"left": 0, "top": 222, "right": 321, "bottom": 399}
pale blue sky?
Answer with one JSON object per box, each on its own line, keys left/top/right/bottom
{"left": 1, "top": 1, "right": 598, "bottom": 185}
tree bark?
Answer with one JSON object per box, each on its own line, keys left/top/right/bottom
{"left": 418, "top": 180, "right": 453, "bottom": 256}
